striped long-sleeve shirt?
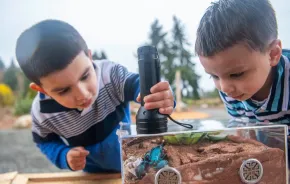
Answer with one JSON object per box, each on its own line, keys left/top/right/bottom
{"left": 220, "top": 49, "right": 290, "bottom": 125}
{"left": 31, "top": 60, "right": 140, "bottom": 172}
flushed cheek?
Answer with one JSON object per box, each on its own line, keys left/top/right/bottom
{"left": 88, "top": 82, "right": 97, "bottom": 96}
{"left": 213, "top": 80, "right": 222, "bottom": 91}
{"left": 238, "top": 81, "right": 259, "bottom": 95}
{"left": 90, "top": 85, "right": 97, "bottom": 95}
{"left": 56, "top": 97, "right": 76, "bottom": 108}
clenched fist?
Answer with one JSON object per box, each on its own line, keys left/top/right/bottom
{"left": 66, "top": 147, "right": 89, "bottom": 171}
{"left": 136, "top": 81, "right": 174, "bottom": 115}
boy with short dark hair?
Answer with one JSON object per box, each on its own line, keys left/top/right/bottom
{"left": 195, "top": 0, "right": 290, "bottom": 166}
{"left": 195, "top": 0, "right": 290, "bottom": 125}
{"left": 15, "top": 19, "right": 175, "bottom": 172}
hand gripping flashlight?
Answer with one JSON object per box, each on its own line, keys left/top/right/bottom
{"left": 136, "top": 46, "right": 168, "bottom": 134}
{"left": 136, "top": 46, "right": 193, "bottom": 134}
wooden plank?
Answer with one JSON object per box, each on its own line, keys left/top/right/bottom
{"left": 0, "top": 181, "right": 11, "bottom": 184}
{"left": 0, "top": 172, "right": 18, "bottom": 184}
{"left": 27, "top": 178, "right": 121, "bottom": 184}
{"left": 21, "top": 172, "right": 121, "bottom": 182}
{"left": 11, "top": 175, "right": 28, "bottom": 184}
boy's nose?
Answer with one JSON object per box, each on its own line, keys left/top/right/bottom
{"left": 75, "top": 87, "right": 89, "bottom": 101}
{"left": 220, "top": 80, "right": 234, "bottom": 95}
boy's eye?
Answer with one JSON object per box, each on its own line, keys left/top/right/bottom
{"left": 230, "top": 72, "right": 244, "bottom": 78}
{"left": 59, "top": 88, "right": 70, "bottom": 95}
{"left": 80, "top": 73, "right": 90, "bottom": 81}
{"left": 210, "top": 75, "right": 219, "bottom": 80}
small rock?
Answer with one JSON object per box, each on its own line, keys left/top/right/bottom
{"left": 197, "top": 148, "right": 205, "bottom": 153}
{"left": 138, "top": 143, "right": 144, "bottom": 149}
{"left": 166, "top": 146, "right": 181, "bottom": 167}
{"left": 179, "top": 153, "right": 191, "bottom": 164}
{"left": 151, "top": 137, "right": 163, "bottom": 144}
{"left": 187, "top": 153, "right": 200, "bottom": 162}
{"left": 13, "top": 115, "right": 32, "bottom": 129}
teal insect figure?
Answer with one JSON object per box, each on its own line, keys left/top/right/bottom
{"left": 135, "top": 144, "right": 168, "bottom": 179}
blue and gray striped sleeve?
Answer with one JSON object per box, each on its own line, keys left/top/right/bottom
{"left": 31, "top": 111, "right": 71, "bottom": 170}
{"left": 110, "top": 63, "right": 140, "bottom": 103}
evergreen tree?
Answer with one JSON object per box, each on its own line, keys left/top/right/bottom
{"left": 0, "top": 58, "right": 5, "bottom": 70}
{"left": 92, "top": 50, "right": 108, "bottom": 60}
{"left": 147, "top": 16, "right": 200, "bottom": 99}
{"left": 3, "top": 59, "right": 19, "bottom": 91}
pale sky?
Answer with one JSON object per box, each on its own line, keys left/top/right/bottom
{"left": 0, "top": 0, "right": 289, "bottom": 91}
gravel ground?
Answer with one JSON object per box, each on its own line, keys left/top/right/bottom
{"left": 0, "top": 129, "right": 67, "bottom": 174}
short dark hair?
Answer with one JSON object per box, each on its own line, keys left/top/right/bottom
{"left": 15, "top": 19, "right": 88, "bottom": 85}
{"left": 195, "top": 0, "right": 278, "bottom": 57}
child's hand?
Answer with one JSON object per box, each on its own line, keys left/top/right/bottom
{"left": 136, "top": 81, "right": 174, "bottom": 115}
{"left": 66, "top": 147, "right": 89, "bottom": 171}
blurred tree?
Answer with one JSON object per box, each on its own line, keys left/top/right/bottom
{"left": 92, "top": 50, "right": 108, "bottom": 60}
{"left": 18, "top": 71, "right": 37, "bottom": 99}
{"left": 171, "top": 16, "right": 200, "bottom": 99}
{"left": 160, "top": 40, "right": 176, "bottom": 85}
{"left": 147, "top": 16, "right": 200, "bottom": 99}
{"left": 0, "top": 57, "right": 5, "bottom": 82}
{"left": 3, "top": 59, "right": 19, "bottom": 91}
{"left": 0, "top": 57, "right": 4, "bottom": 70}
{"left": 100, "top": 51, "right": 107, "bottom": 59}
{"left": 148, "top": 19, "right": 167, "bottom": 49}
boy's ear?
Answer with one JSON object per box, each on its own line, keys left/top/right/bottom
{"left": 268, "top": 39, "right": 282, "bottom": 67}
{"left": 29, "top": 83, "right": 47, "bottom": 94}
{"left": 87, "top": 49, "right": 92, "bottom": 61}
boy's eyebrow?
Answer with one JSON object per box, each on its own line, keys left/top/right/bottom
{"left": 80, "top": 67, "right": 90, "bottom": 79}
{"left": 205, "top": 65, "right": 248, "bottom": 76}
{"left": 205, "top": 71, "right": 214, "bottom": 75}
{"left": 51, "top": 66, "right": 91, "bottom": 93}
{"left": 51, "top": 86, "right": 70, "bottom": 93}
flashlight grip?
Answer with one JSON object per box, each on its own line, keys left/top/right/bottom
{"left": 137, "top": 46, "right": 161, "bottom": 106}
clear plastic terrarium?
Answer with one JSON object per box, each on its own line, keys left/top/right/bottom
{"left": 117, "top": 118, "right": 289, "bottom": 184}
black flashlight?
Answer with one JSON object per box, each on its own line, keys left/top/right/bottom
{"left": 136, "top": 46, "right": 168, "bottom": 134}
